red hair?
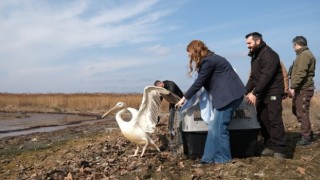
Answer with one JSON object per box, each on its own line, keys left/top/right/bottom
{"left": 186, "top": 40, "right": 211, "bottom": 76}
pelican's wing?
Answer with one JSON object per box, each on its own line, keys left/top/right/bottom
{"left": 135, "top": 86, "right": 181, "bottom": 133}
{"left": 160, "top": 90, "right": 181, "bottom": 104}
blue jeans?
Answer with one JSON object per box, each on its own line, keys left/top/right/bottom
{"left": 202, "top": 96, "right": 243, "bottom": 163}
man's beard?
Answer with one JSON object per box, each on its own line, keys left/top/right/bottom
{"left": 249, "top": 43, "right": 258, "bottom": 52}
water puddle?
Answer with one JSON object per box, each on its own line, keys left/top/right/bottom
{"left": 0, "top": 112, "right": 110, "bottom": 138}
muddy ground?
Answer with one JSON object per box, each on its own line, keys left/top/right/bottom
{"left": 0, "top": 111, "right": 320, "bottom": 180}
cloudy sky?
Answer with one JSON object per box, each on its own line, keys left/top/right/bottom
{"left": 1, "top": 0, "right": 320, "bottom": 93}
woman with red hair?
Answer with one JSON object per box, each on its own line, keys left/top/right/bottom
{"left": 176, "top": 40, "right": 245, "bottom": 165}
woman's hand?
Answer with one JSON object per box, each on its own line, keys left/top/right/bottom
{"left": 175, "top": 97, "right": 186, "bottom": 108}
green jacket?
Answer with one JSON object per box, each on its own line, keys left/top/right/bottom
{"left": 290, "top": 47, "right": 316, "bottom": 90}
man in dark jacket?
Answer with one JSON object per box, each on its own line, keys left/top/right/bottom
{"left": 289, "top": 36, "right": 316, "bottom": 146}
{"left": 245, "top": 32, "right": 286, "bottom": 158}
{"left": 154, "top": 80, "right": 183, "bottom": 135}
{"left": 154, "top": 80, "right": 184, "bottom": 109}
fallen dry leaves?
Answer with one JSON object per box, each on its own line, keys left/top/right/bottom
{"left": 1, "top": 112, "right": 320, "bottom": 179}
{"left": 296, "top": 167, "right": 306, "bottom": 175}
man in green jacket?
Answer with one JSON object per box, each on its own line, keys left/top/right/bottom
{"left": 289, "top": 36, "right": 316, "bottom": 146}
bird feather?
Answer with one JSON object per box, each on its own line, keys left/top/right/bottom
{"left": 136, "top": 86, "right": 181, "bottom": 133}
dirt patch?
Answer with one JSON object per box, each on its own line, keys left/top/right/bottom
{"left": 1, "top": 113, "right": 320, "bottom": 179}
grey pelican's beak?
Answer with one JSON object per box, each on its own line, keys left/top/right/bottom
{"left": 101, "top": 106, "right": 119, "bottom": 119}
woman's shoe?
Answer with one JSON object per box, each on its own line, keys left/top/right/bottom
{"left": 193, "top": 161, "right": 211, "bottom": 167}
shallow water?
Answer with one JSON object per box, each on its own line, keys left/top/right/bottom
{"left": 0, "top": 112, "right": 108, "bottom": 138}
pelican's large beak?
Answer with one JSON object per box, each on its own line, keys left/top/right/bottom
{"left": 101, "top": 106, "right": 119, "bottom": 119}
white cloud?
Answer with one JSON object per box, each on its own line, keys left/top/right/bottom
{"left": 88, "top": 0, "right": 160, "bottom": 25}
{"left": 140, "top": 44, "right": 171, "bottom": 55}
{"left": 80, "top": 57, "right": 151, "bottom": 76}
{"left": 0, "top": 0, "right": 175, "bottom": 55}
{"left": 1, "top": 0, "right": 319, "bottom": 93}
{"left": 0, "top": 0, "right": 183, "bottom": 92}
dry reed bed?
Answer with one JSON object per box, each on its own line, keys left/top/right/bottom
{"left": 0, "top": 93, "right": 319, "bottom": 126}
{"left": 0, "top": 93, "right": 170, "bottom": 114}
{"left": 276, "top": 93, "right": 320, "bottom": 131}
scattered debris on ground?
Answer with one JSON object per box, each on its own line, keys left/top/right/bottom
{"left": 1, "top": 112, "right": 320, "bottom": 179}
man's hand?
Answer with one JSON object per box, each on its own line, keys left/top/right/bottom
{"left": 289, "top": 89, "right": 295, "bottom": 97}
{"left": 246, "top": 92, "right": 257, "bottom": 105}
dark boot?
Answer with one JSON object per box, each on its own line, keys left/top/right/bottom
{"left": 296, "top": 137, "right": 311, "bottom": 146}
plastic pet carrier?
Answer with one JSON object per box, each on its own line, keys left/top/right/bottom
{"left": 178, "top": 99, "right": 260, "bottom": 158}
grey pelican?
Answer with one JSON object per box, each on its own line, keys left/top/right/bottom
{"left": 101, "top": 86, "right": 181, "bottom": 157}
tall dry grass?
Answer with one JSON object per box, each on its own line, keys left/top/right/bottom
{"left": 0, "top": 93, "right": 318, "bottom": 126}
{"left": 0, "top": 93, "right": 170, "bottom": 115}
{"left": 282, "top": 93, "right": 320, "bottom": 116}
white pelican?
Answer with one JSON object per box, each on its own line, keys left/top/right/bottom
{"left": 101, "top": 86, "right": 181, "bottom": 157}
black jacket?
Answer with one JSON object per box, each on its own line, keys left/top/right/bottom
{"left": 163, "top": 80, "right": 183, "bottom": 109}
{"left": 246, "top": 41, "right": 284, "bottom": 97}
